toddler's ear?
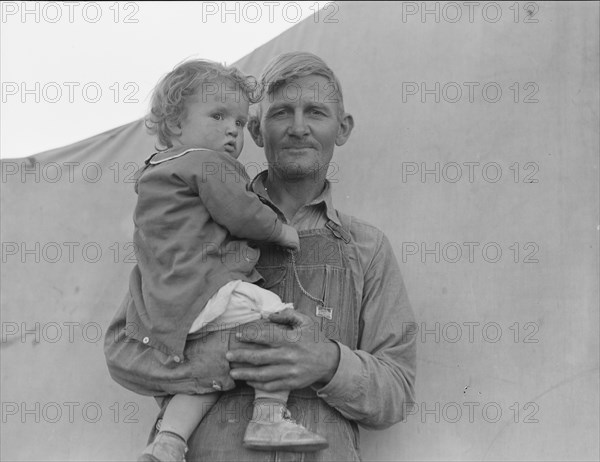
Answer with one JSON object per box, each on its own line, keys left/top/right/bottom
{"left": 247, "top": 117, "right": 264, "bottom": 147}
{"left": 166, "top": 120, "right": 182, "bottom": 136}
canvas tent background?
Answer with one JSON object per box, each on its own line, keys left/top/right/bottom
{"left": 1, "top": 2, "right": 599, "bottom": 461}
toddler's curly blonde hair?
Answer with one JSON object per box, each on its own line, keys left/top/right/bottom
{"left": 145, "top": 59, "right": 259, "bottom": 149}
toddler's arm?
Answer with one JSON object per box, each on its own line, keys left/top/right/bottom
{"left": 186, "top": 151, "right": 294, "bottom": 247}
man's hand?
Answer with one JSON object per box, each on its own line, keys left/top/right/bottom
{"left": 225, "top": 308, "right": 340, "bottom": 392}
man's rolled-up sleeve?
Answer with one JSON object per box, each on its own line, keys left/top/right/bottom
{"left": 314, "top": 232, "right": 417, "bottom": 429}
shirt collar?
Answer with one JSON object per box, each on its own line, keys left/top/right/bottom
{"left": 250, "top": 170, "right": 341, "bottom": 226}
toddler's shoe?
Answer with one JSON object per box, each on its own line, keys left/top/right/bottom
{"left": 138, "top": 431, "right": 188, "bottom": 462}
{"left": 243, "top": 400, "right": 328, "bottom": 452}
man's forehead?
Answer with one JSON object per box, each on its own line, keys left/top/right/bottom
{"left": 263, "top": 75, "right": 340, "bottom": 105}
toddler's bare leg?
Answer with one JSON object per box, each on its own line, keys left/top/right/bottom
{"left": 139, "top": 393, "right": 219, "bottom": 461}
{"left": 161, "top": 393, "right": 219, "bottom": 440}
{"left": 254, "top": 389, "right": 289, "bottom": 402}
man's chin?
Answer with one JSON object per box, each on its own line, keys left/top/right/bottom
{"left": 274, "top": 160, "right": 326, "bottom": 181}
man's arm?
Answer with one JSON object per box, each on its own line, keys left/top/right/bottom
{"left": 226, "top": 232, "right": 417, "bottom": 429}
{"left": 312, "top": 233, "right": 417, "bottom": 429}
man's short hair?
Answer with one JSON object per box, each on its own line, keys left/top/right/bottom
{"left": 256, "top": 52, "right": 345, "bottom": 119}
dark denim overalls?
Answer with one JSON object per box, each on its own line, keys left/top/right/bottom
{"left": 149, "top": 218, "right": 362, "bottom": 462}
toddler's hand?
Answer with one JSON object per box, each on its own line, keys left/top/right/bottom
{"left": 278, "top": 224, "right": 300, "bottom": 251}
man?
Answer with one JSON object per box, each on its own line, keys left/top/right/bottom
{"left": 150, "top": 52, "right": 416, "bottom": 461}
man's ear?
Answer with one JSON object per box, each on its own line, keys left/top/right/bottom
{"left": 247, "top": 116, "right": 264, "bottom": 147}
{"left": 335, "top": 113, "right": 355, "bottom": 146}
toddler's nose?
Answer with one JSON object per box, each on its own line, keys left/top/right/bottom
{"left": 226, "top": 123, "right": 239, "bottom": 136}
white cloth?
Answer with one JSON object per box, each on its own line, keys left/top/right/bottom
{"left": 189, "top": 280, "right": 292, "bottom": 333}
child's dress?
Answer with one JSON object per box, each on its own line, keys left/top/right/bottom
{"left": 104, "top": 146, "right": 291, "bottom": 396}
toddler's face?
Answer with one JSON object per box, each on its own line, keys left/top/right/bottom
{"left": 174, "top": 82, "right": 249, "bottom": 158}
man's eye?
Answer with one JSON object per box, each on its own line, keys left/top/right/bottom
{"left": 212, "top": 114, "right": 223, "bottom": 120}
{"left": 310, "top": 109, "right": 325, "bottom": 116}
{"left": 270, "top": 110, "right": 287, "bottom": 118}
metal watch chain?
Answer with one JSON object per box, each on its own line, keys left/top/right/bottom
{"left": 287, "top": 249, "right": 333, "bottom": 320}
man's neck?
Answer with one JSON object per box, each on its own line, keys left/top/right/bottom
{"left": 264, "top": 172, "right": 327, "bottom": 221}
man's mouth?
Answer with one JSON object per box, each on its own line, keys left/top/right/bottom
{"left": 283, "top": 145, "right": 314, "bottom": 151}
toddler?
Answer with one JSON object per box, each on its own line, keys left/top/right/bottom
{"left": 104, "top": 59, "right": 327, "bottom": 462}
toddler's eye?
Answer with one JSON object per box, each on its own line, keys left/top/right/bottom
{"left": 212, "top": 113, "right": 223, "bottom": 120}
{"left": 236, "top": 120, "right": 246, "bottom": 127}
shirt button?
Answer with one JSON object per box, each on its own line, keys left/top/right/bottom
{"left": 142, "top": 337, "right": 149, "bottom": 344}
{"left": 173, "top": 356, "right": 181, "bottom": 363}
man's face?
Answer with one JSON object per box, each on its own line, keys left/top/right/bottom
{"left": 255, "top": 74, "right": 351, "bottom": 180}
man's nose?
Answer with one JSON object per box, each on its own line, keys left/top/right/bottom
{"left": 288, "top": 112, "right": 309, "bottom": 137}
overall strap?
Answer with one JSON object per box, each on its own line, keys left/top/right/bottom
{"left": 325, "top": 214, "right": 352, "bottom": 243}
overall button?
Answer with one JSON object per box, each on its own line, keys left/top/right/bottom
{"left": 173, "top": 355, "right": 181, "bottom": 363}
{"left": 142, "top": 337, "right": 149, "bottom": 344}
